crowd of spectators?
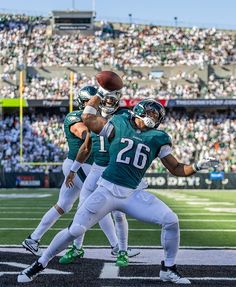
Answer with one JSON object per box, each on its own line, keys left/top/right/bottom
{"left": 0, "top": 114, "right": 65, "bottom": 173}
{"left": 1, "top": 14, "right": 236, "bottom": 69}
{"left": 0, "top": 14, "right": 47, "bottom": 29}
{"left": 0, "top": 14, "right": 235, "bottom": 174}
{"left": 149, "top": 111, "right": 236, "bottom": 173}
{"left": 1, "top": 72, "right": 236, "bottom": 100}
{"left": 1, "top": 110, "right": 235, "bottom": 173}
{"left": 0, "top": 14, "right": 47, "bottom": 71}
{"left": 1, "top": 14, "right": 236, "bottom": 100}
{"left": 203, "top": 74, "right": 236, "bottom": 99}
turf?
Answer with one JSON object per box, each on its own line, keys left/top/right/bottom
{"left": 0, "top": 188, "right": 236, "bottom": 247}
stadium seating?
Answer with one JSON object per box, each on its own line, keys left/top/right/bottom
{"left": 1, "top": 111, "right": 235, "bottom": 172}
{"left": 0, "top": 14, "right": 236, "bottom": 173}
{"left": 1, "top": 14, "right": 236, "bottom": 99}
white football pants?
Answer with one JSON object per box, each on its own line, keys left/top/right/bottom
{"left": 74, "top": 163, "right": 128, "bottom": 250}
{"left": 30, "top": 158, "right": 91, "bottom": 242}
{"left": 39, "top": 178, "right": 179, "bottom": 267}
{"left": 57, "top": 158, "right": 91, "bottom": 213}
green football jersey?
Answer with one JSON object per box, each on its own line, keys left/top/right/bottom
{"left": 102, "top": 113, "right": 171, "bottom": 189}
{"left": 64, "top": 110, "right": 93, "bottom": 164}
{"left": 91, "top": 108, "right": 130, "bottom": 166}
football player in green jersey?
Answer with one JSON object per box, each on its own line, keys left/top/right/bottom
{"left": 59, "top": 90, "right": 141, "bottom": 265}
{"left": 21, "top": 86, "right": 96, "bottom": 257}
{"left": 18, "top": 95, "right": 219, "bottom": 284}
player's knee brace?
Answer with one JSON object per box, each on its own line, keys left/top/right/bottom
{"left": 162, "top": 211, "right": 179, "bottom": 238}
{"left": 69, "top": 222, "right": 87, "bottom": 238}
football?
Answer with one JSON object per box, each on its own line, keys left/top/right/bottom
{"left": 96, "top": 70, "right": 123, "bottom": 91}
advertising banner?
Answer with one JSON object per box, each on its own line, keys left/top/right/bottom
{"left": 144, "top": 173, "right": 236, "bottom": 189}
{"left": 4, "top": 173, "right": 45, "bottom": 188}
{"left": 120, "top": 98, "right": 167, "bottom": 107}
{"left": 167, "top": 99, "right": 236, "bottom": 108}
{"left": 27, "top": 100, "right": 69, "bottom": 107}
{"left": 2, "top": 172, "right": 235, "bottom": 189}
{"left": 0, "top": 98, "right": 28, "bottom": 107}
{"left": 3, "top": 98, "right": 236, "bottom": 109}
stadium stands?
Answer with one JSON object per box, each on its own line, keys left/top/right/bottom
{"left": 0, "top": 14, "right": 236, "bottom": 173}
{"left": 1, "top": 14, "right": 236, "bottom": 100}
{"left": 1, "top": 111, "right": 235, "bottom": 173}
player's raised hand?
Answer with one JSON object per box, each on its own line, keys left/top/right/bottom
{"left": 65, "top": 171, "right": 76, "bottom": 188}
{"left": 97, "top": 86, "right": 109, "bottom": 99}
{"left": 96, "top": 71, "right": 123, "bottom": 100}
{"left": 193, "top": 157, "right": 220, "bottom": 172}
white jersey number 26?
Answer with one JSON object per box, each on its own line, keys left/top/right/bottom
{"left": 116, "top": 138, "right": 150, "bottom": 169}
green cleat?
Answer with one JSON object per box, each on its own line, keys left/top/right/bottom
{"left": 59, "top": 244, "right": 84, "bottom": 264}
{"left": 116, "top": 250, "right": 129, "bottom": 267}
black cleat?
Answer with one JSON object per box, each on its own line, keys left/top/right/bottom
{"left": 17, "top": 260, "right": 44, "bottom": 283}
{"left": 159, "top": 261, "right": 191, "bottom": 284}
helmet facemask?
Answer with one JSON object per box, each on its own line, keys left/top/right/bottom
{"left": 133, "top": 100, "right": 165, "bottom": 128}
{"left": 100, "top": 90, "right": 121, "bottom": 117}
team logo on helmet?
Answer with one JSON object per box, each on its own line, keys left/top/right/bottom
{"left": 75, "top": 86, "right": 97, "bottom": 110}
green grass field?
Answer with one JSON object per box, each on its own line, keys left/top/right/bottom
{"left": 0, "top": 188, "right": 236, "bottom": 247}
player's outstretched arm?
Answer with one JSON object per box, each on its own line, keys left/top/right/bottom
{"left": 66, "top": 132, "right": 92, "bottom": 188}
{"left": 161, "top": 154, "right": 219, "bottom": 177}
{"left": 82, "top": 95, "right": 108, "bottom": 134}
{"left": 161, "top": 154, "right": 195, "bottom": 176}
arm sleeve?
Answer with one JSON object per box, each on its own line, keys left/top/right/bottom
{"left": 99, "top": 121, "right": 114, "bottom": 138}
{"left": 154, "top": 131, "right": 172, "bottom": 158}
{"left": 157, "top": 144, "right": 172, "bottom": 159}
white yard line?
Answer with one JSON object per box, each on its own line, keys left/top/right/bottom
{"left": 1, "top": 244, "right": 236, "bottom": 249}
{"left": 1, "top": 227, "right": 236, "bottom": 232}
{"left": 1, "top": 205, "right": 234, "bottom": 209}
{"left": 0, "top": 207, "right": 53, "bottom": 209}
{"left": 0, "top": 211, "right": 235, "bottom": 216}
{"left": 0, "top": 211, "right": 52, "bottom": 214}
{"left": 0, "top": 261, "right": 72, "bottom": 277}
{"left": 206, "top": 207, "right": 236, "bottom": 213}
{"left": 187, "top": 202, "right": 234, "bottom": 206}
{"left": 0, "top": 194, "right": 52, "bottom": 198}
{"left": 101, "top": 263, "right": 236, "bottom": 281}
{"left": 1, "top": 217, "right": 236, "bottom": 222}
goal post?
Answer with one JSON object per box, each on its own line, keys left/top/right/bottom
{"left": 19, "top": 70, "right": 75, "bottom": 166}
{"left": 19, "top": 70, "right": 24, "bottom": 164}
{"left": 69, "top": 71, "right": 74, "bottom": 113}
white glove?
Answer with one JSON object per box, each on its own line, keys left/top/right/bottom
{"left": 97, "top": 86, "right": 109, "bottom": 99}
{"left": 192, "top": 157, "right": 219, "bottom": 172}
{"left": 97, "top": 86, "right": 121, "bottom": 100}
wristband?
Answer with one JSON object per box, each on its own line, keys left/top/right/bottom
{"left": 192, "top": 163, "right": 200, "bottom": 172}
{"left": 96, "top": 91, "right": 104, "bottom": 100}
{"left": 70, "top": 160, "right": 82, "bottom": 173}
{"left": 83, "top": 105, "right": 97, "bottom": 115}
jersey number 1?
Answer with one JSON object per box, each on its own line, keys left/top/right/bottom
{"left": 116, "top": 138, "right": 150, "bottom": 169}
{"left": 99, "top": 136, "right": 107, "bottom": 152}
